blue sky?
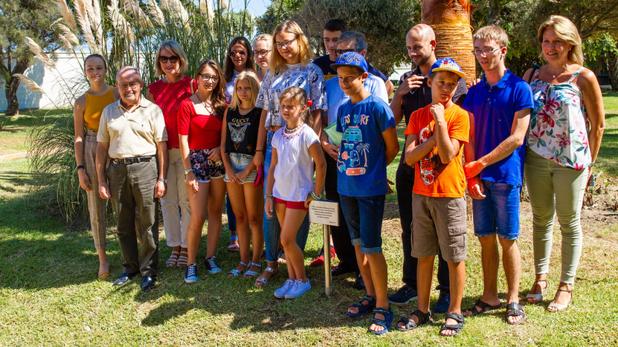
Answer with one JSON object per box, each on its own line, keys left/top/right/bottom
{"left": 228, "top": 0, "right": 270, "bottom": 17}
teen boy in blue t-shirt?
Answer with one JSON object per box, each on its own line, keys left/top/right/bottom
{"left": 462, "top": 25, "right": 533, "bottom": 325}
{"left": 333, "top": 52, "right": 399, "bottom": 335}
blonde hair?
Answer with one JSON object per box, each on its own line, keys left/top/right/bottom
{"left": 537, "top": 15, "right": 584, "bottom": 65}
{"left": 253, "top": 33, "right": 273, "bottom": 49}
{"left": 473, "top": 25, "right": 509, "bottom": 48}
{"left": 279, "top": 86, "right": 309, "bottom": 122}
{"left": 229, "top": 71, "right": 260, "bottom": 110}
{"left": 155, "top": 40, "right": 189, "bottom": 76}
{"left": 270, "top": 20, "right": 313, "bottom": 75}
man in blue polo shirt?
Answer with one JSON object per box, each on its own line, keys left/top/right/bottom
{"left": 462, "top": 25, "right": 533, "bottom": 325}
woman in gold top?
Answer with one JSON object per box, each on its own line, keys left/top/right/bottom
{"left": 73, "top": 54, "right": 117, "bottom": 280}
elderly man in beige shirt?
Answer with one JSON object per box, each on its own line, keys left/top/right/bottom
{"left": 96, "top": 66, "right": 168, "bottom": 292}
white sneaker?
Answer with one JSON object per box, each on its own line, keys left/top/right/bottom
{"left": 274, "top": 279, "right": 295, "bottom": 299}
{"left": 285, "top": 280, "right": 311, "bottom": 299}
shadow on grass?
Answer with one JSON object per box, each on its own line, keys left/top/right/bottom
{"left": 0, "top": 186, "right": 101, "bottom": 290}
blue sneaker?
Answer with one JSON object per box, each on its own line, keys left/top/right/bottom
{"left": 285, "top": 280, "right": 311, "bottom": 299}
{"left": 433, "top": 290, "right": 450, "bottom": 313}
{"left": 274, "top": 279, "right": 295, "bottom": 299}
{"left": 184, "top": 264, "right": 199, "bottom": 284}
{"left": 204, "top": 256, "right": 222, "bottom": 274}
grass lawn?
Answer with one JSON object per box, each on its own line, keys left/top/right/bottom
{"left": 1, "top": 94, "right": 617, "bottom": 345}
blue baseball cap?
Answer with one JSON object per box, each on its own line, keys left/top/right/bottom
{"left": 330, "top": 52, "right": 368, "bottom": 73}
{"left": 430, "top": 57, "right": 466, "bottom": 80}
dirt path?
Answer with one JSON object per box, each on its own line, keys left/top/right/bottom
{"left": 0, "top": 151, "right": 28, "bottom": 162}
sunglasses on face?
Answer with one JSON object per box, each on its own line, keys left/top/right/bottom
{"left": 159, "top": 55, "right": 179, "bottom": 64}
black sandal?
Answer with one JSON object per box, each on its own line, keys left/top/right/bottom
{"left": 396, "top": 309, "right": 432, "bottom": 331}
{"left": 346, "top": 295, "right": 376, "bottom": 318}
{"left": 464, "top": 298, "right": 502, "bottom": 316}
{"left": 505, "top": 302, "right": 526, "bottom": 325}
{"left": 440, "top": 312, "right": 464, "bottom": 337}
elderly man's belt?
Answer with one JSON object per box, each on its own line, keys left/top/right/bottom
{"left": 111, "top": 156, "right": 154, "bottom": 165}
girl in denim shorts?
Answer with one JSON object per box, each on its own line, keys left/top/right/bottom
{"left": 178, "top": 60, "right": 227, "bottom": 283}
{"left": 220, "top": 71, "right": 265, "bottom": 278}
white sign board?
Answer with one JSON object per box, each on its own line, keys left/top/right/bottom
{"left": 309, "top": 200, "right": 339, "bottom": 226}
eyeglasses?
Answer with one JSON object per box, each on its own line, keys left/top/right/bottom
{"left": 229, "top": 50, "right": 247, "bottom": 57}
{"left": 472, "top": 47, "right": 501, "bottom": 56}
{"left": 275, "top": 38, "right": 296, "bottom": 49}
{"left": 335, "top": 48, "right": 357, "bottom": 56}
{"left": 254, "top": 49, "right": 271, "bottom": 56}
{"left": 198, "top": 73, "right": 219, "bottom": 81}
{"left": 159, "top": 55, "right": 179, "bottom": 64}
{"left": 118, "top": 81, "right": 141, "bottom": 90}
{"left": 338, "top": 74, "right": 362, "bottom": 85}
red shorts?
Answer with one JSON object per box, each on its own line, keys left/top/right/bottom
{"left": 274, "top": 197, "right": 308, "bottom": 210}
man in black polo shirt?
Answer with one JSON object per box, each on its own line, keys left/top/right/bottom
{"left": 389, "top": 24, "right": 467, "bottom": 311}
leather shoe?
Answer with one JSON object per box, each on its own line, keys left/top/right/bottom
{"left": 112, "top": 272, "right": 137, "bottom": 286}
{"left": 331, "top": 264, "right": 355, "bottom": 276}
{"left": 140, "top": 276, "right": 156, "bottom": 292}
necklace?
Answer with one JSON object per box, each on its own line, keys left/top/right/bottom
{"left": 195, "top": 93, "right": 214, "bottom": 113}
{"left": 284, "top": 123, "right": 303, "bottom": 134}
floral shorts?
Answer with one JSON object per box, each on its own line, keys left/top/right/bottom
{"left": 189, "top": 149, "right": 225, "bottom": 183}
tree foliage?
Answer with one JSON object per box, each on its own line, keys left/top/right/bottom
{"left": 0, "top": 0, "right": 59, "bottom": 115}
{"left": 281, "top": 0, "right": 419, "bottom": 75}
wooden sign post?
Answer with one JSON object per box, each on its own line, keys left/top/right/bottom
{"left": 309, "top": 200, "right": 339, "bottom": 296}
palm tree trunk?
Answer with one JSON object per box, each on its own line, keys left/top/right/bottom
{"left": 422, "top": 0, "right": 476, "bottom": 84}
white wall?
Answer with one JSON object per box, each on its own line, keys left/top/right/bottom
{"left": 0, "top": 52, "right": 89, "bottom": 112}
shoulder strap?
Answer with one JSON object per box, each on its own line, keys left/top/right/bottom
{"left": 526, "top": 67, "right": 537, "bottom": 83}
{"left": 567, "top": 67, "right": 585, "bottom": 83}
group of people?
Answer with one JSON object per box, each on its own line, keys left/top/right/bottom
{"left": 72, "top": 15, "right": 605, "bottom": 337}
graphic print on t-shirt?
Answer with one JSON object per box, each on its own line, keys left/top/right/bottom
{"left": 228, "top": 116, "right": 250, "bottom": 151}
{"left": 418, "top": 121, "right": 446, "bottom": 185}
{"left": 338, "top": 112, "right": 371, "bottom": 176}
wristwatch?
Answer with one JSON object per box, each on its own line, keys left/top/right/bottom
{"left": 184, "top": 168, "right": 193, "bottom": 176}
{"left": 157, "top": 178, "right": 167, "bottom": 184}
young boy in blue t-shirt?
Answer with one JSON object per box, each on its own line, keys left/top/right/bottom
{"left": 333, "top": 52, "right": 399, "bottom": 335}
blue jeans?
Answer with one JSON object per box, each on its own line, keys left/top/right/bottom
{"left": 472, "top": 180, "right": 521, "bottom": 240}
{"left": 339, "top": 194, "right": 385, "bottom": 254}
{"left": 263, "top": 130, "right": 309, "bottom": 262}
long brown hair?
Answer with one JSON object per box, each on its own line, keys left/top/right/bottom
{"left": 195, "top": 59, "right": 227, "bottom": 117}
{"left": 224, "top": 36, "right": 256, "bottom": 81}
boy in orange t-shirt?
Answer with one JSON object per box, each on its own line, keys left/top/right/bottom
{"left": 397, "top": 58, "right": 470, "bottom": 337}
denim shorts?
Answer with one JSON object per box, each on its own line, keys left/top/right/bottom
{"left": 224, "top": 152, "right": 257, "bottom": 184}
{"left": 472, "top": 180, "right": 521, "bottom": 240}
{"left": 339, "top": 195, "right": 385, "bottom": 254}
{"left": 189, "top": 149, "right": 224, "bottom": 183}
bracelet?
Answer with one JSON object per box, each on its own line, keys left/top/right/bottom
{"left": 76, "top": 165, "right": 85, "bottom": 171}
{"left": 255, "top": 149, "right": 263, "bottom": 152}
{"left": 265, "top": 194, "right": 273, "bottom": 199}
{"left": 157, "top": 178, "right": 167, "bottom": 184}
{"left": 310, "top": 192, "right": 324, "bottom": 201}
{"left": 183, "top": 168, "right": 193, "bottom": 176}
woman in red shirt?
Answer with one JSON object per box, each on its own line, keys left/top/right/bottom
{"left": 178, "top": 60, "right": 228, "bottom": 283}
{"left": 147, "top": 40, "right": 192, "bottom": 268}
